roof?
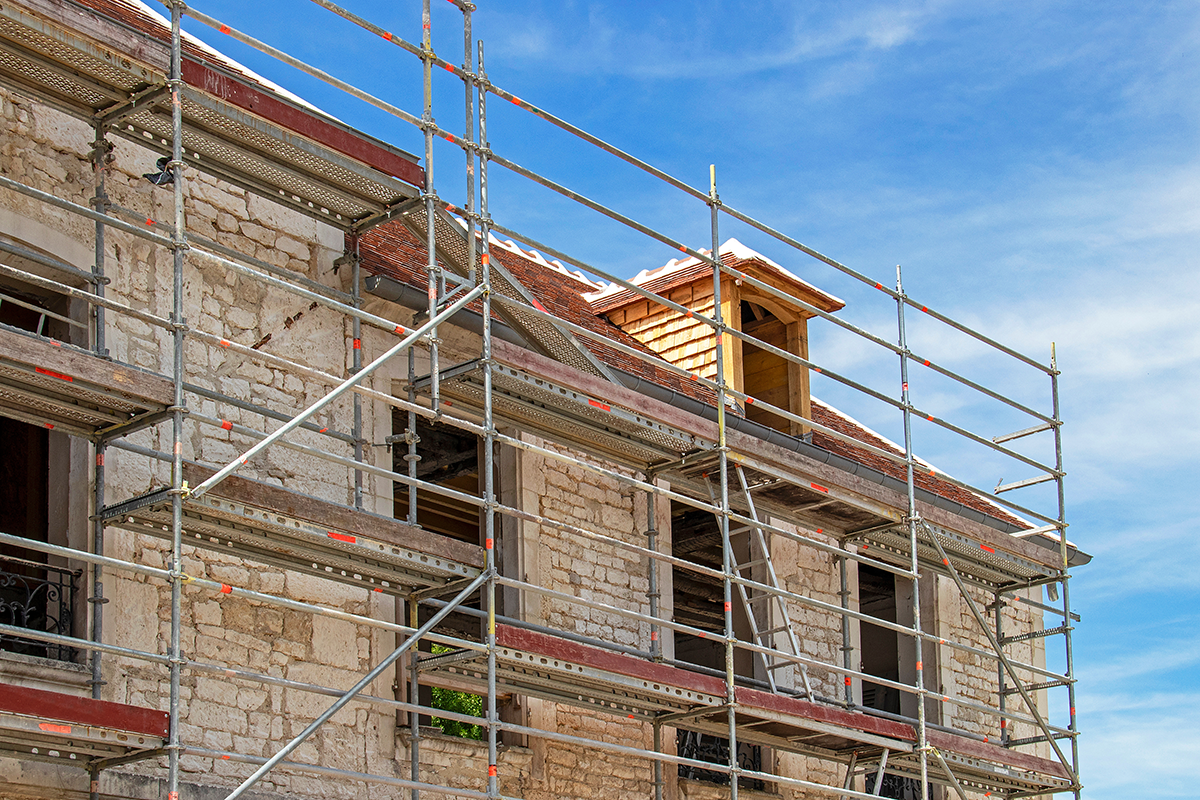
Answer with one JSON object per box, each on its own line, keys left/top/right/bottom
{"left": 586, "top": 237, "right": 845, "bottom": 315}
{"left": 3, "top": 0, "right": 423, "bottom": 207}
{"left": 359, "top": 222, "right": 1038, "bottom": 534}
{"left": 811, "top": 399, "right": 1029, "bottom": 529}
{"left": 357, "top": 221, "right": 719, "bottom": 407}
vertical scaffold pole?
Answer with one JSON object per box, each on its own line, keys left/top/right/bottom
{"left": 895, "top": 266, "right": 929, "bottom": 800}
{"left": 479, "top": 40, "right": 499, "bottom": 800}
{"left": 89, "top": 121, "right": 110, "bottom": 708}
{"left": 88, "top": 118, "right": 109, "bottom": 800}
{"left": 167, "top": 3, "right": 187, "bottom": 798}
{"left": 409, "top": 598, "right": 421, "bottom": 800}
{"left": 351, "top": 234, "right": 364, "bottom": 510}
{"left": 461, "top": 1, "right": 477, "bottom": 287}
{"left": 421, "top": 0, "right": 440, "bottom": 409}
{"left": 646, "top": 487, "right": 662, "bottom": 800}
{"left": 839, "top": 557, "right": 852, "bottom": 707}
{"left": 1051, "top": 343, "right": 1081, "bottom": 798}
{"left": 996, "top": 592, "right": 1008, "bottom": 745}
{"left": 709, "top": 164, "right": 739, "bottom": 800}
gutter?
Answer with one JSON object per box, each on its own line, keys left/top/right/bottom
{"left": 365, "top": 273, "right": 1090, "bottom": 568}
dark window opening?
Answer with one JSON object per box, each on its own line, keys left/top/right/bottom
{"left": 859, "top": 564, "right": 901, "bottom": 714}
{"left": 677, "top": 729, "right": 765, "bottom": 792}
{"left": 393, "top": 411, "right": 481, "bottom": 546}
{"left": 670, "top": 500, "right": 756, "bottom": 679}
{"left": 0, "top": 416, "right": 78, "bottom": 662}
{"left": 740, "top": 301, "right": 792, "bottom": 435}
{"left": 393, "top": 411, "right": 488, "bottom": 737}
{"left": 0, "top": 274, "right": 77, "bottom": 342}
{"left": 671, "top": 499, "right": 766, "bottom": 788}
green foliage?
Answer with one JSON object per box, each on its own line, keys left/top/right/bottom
{"left": 429, "top": 645, "right": 483, "bottom": 740}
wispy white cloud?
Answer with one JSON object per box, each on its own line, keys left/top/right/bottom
{"left": 481, "top": 1, "right": 949, "bottom": 84}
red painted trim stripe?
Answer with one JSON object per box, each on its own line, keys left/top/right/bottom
{"left": 810, "top": 482, "right": 829, "bottom": 493}
{"left": 587, "top": 399, "right": 611, "bottom": 412}
{"left": 40, "top": 722, "right": 71, "bottom": 734}
{"left": 327, "top": 532, "right": 356, "bottom": 543}
{"left": 980, "top": 544, "right": 995, "bottom": 554}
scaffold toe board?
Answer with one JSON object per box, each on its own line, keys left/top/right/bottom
{"left": 0, "top": 0, "right": 422, "bottom": 228}
{"left": 435, "top": 358, "right": 710, "bottom": 468}
{"left": 99, "top": 462, "right": 484, "bottom": 595}
{"left": 888, "top": 729, "right": 1074, "bottom": 797}
{"left": 0, "top": 328, "right": 173, "bottom": 437}
{"left": 676, "top": 686, "right": 916, "bottom": 757}
{"left": 0, "top": 683, "right": 167, "bottom": 764}
{"left": 419, "top": 625, "right": 727, "bottom": 719}
{"left": 842, "top": 520, "right": 1057, "bottom": 591}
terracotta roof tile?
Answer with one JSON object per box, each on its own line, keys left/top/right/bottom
{"left": 357, "top": 222, "right": 718, "bottom": 407}
{"left": 357, "top": 222, "right": 1025, "bottom": 531}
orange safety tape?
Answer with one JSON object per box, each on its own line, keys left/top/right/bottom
{"left": 35, "top": 367, "right": 73, "bottom": 382}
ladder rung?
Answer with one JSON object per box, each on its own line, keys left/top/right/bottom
{"left": 1001, "top": 625, "right": 1068, "bottom": 644}
{"left": 1005, "top": 732, "right": 1076, "bottom": 747}
{"left": 735, "top": 559, "right": 768, "bottom": 570}
{"left": 759, "top": 625, "right": 789, "bottom": 636}
{"left": 1001, "top": 679, "right": 1071, "bottom": 695}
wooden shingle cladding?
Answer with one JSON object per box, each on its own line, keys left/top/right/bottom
{"left": 595, "top": 248, "right": 842, "bottom": 436}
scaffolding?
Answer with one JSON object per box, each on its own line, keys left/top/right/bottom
{"left": 0, "top": 1, "right": 1083, "bottom": 799}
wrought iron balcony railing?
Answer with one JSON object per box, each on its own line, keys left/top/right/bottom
{"left": 0, "top": 551, "right": 80, "bottom": 663}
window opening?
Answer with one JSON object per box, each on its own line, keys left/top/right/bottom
{"left": 0, "top": 271, "right": 83, "bottom": 663}
{"left": 393, "top": 411, "right": 489, "bottom": 736}
{"left": 0, "top": 416, "right": 78, "bottom": 662}
{"left": 859, "top": 564, "right": 901, "bottom": 714}
{"left": 671, "top": 499, "right": 765, "bottom": 789}
{"left": 393, "top": 411, "right": 481, "bottom": 545}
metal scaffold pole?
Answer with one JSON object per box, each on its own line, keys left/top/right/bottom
{"left": 422, "top": 0, "right": 441, "bottom": 410}
{"left": 88, "top": 118, "right": 110, "bottom": 706}
{"left": 88, "top": 113, "right": 111, "bottom": 800}
{"left": 167, "top": 3, "right": 187, "bottom": 798}
{"left": 709, "top": 164, "right": 739, "bottom": 800}
{"left": 479, "top": 38, "right": 499, "bottom": 800}
{"left": 895, "top": 266, "right": 930, "bottom": 800}
{"left": 351, "top": 233, "right": 364, "bottom": 510}
{"left": 1052, "top": 344, "right": 1081, "bottom": 798}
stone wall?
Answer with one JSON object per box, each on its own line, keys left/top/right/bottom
{"left": 1, "top": 77, "right": 1062, "bottom": 800}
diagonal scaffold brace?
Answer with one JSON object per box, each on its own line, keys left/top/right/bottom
{"left": 188, "top": 283, "right": 486, "bottom": 502}
{"left": 222, "top": 570, "right": 489, "bottom": 800}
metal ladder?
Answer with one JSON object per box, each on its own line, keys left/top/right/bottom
{"left": 708, "top": 464, "right": 813, "bottom": 697}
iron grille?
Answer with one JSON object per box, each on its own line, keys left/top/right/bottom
{"left": 0, "top": 551, "right": 80, "bottom": 662}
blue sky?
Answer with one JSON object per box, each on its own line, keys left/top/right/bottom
{"left": 175, "top": 1, "right": 1199, "bottom": 795}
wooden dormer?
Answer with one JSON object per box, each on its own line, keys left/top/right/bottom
{"left": 587, "top": 238, "right": 844, "bottom": 436}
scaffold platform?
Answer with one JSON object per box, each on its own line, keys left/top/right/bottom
{"left": 0, "top": 683, "right": 167, "bottom": 764}
{"left": 0, "top": 328, "right": 173, "bottom": 438}
{"left": 100, "top": 463, "right": 484, "bottom": 595}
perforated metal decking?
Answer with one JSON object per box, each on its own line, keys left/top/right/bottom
{"left": 419, "top": 626, "right": 1072, "bottom": 798}
{"left": 842, "top": 521, "right": 1057, "bottom": 592}
{"left": 100, "top": 464, "right": 483, "bottom": 596}
{"left": 0, "top": 683, "right": 167, "bottom": 765}
{"left": 0, "top": 328, "right": 173, "bottom": 438}
{"left": 0, "top": 0, "right": 421, "bottom": 229}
